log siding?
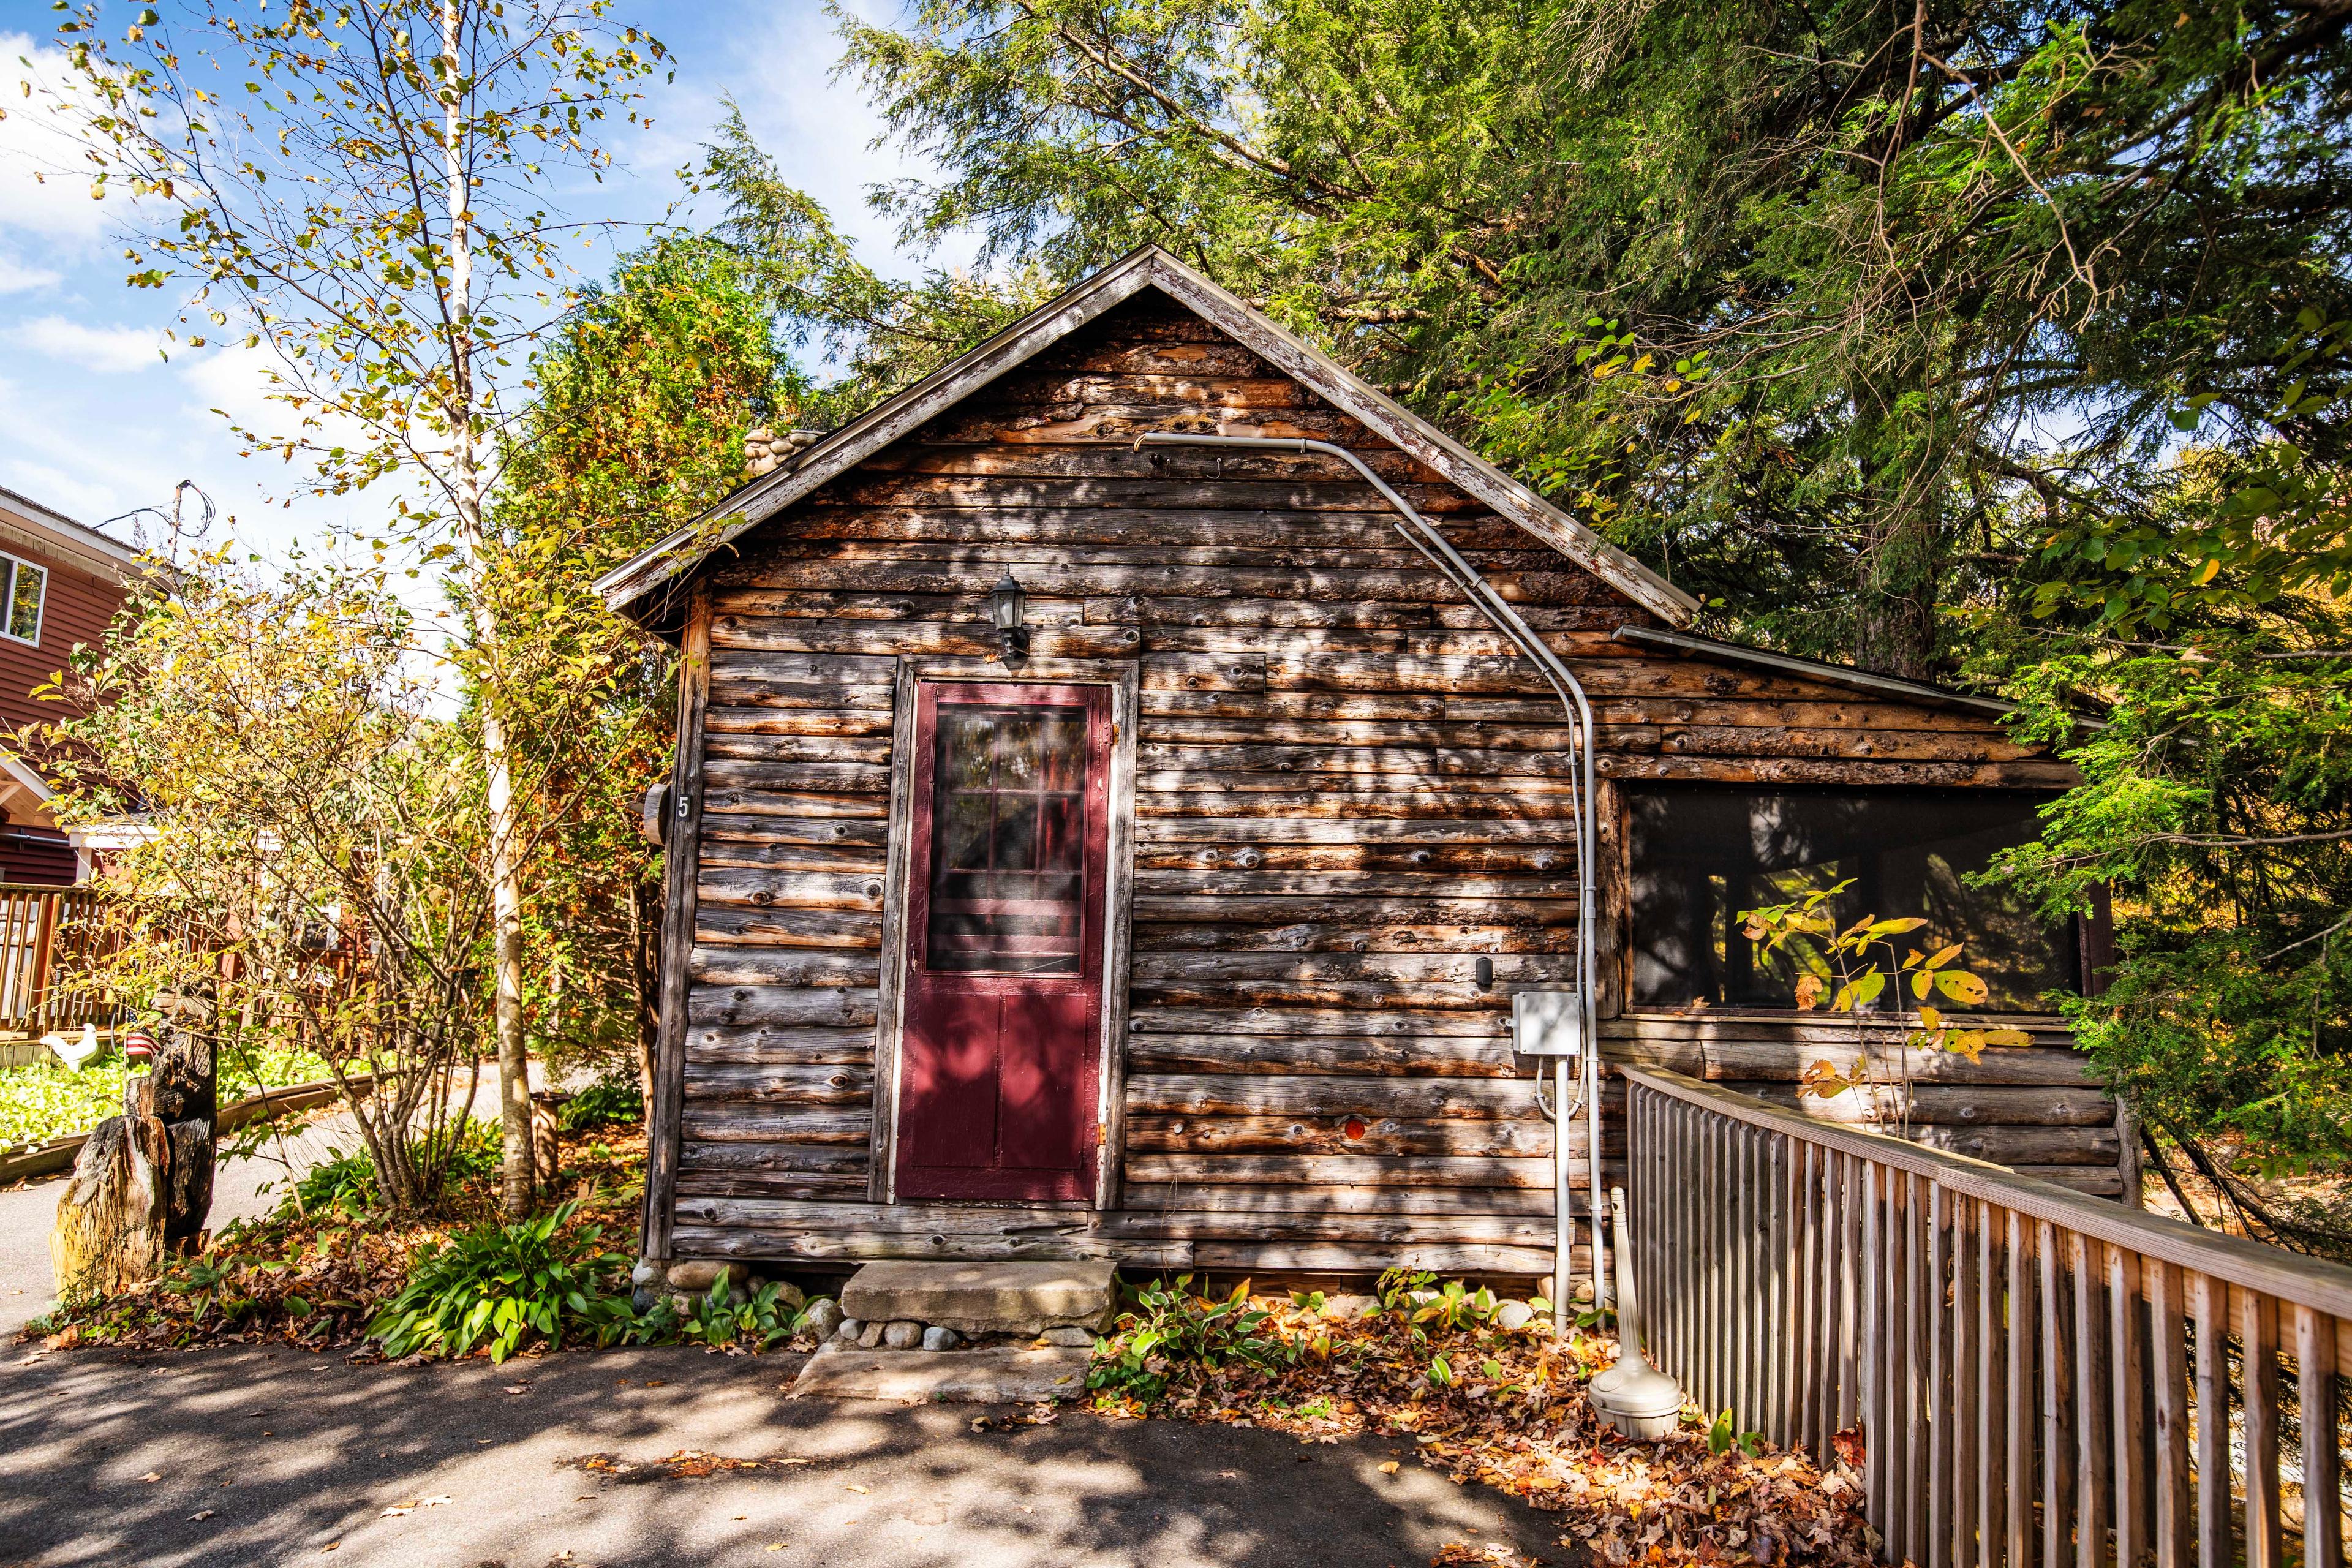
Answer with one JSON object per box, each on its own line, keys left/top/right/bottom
{"left": 655, "top": 289, "right": 2114, "bottom": 1281}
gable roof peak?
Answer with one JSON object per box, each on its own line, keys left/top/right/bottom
{"left": 594, "top": 244, "right": 1697, "bottom": 628}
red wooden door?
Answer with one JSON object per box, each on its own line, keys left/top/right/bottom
{"left": 897, "top": 682, "right": 1111, "bottom": 1202}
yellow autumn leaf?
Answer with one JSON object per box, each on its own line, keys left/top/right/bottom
{"left": 1935, "top": 970, "right": 1990, "bottom": 1006}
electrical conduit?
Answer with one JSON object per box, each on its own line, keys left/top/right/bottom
{"left": 1134, "top": 431, "right": 1608, "bottom": 1331}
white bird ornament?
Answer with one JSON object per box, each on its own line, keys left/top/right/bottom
{"left": 42, "top": 1022, "right": 101, "bottom": 1071}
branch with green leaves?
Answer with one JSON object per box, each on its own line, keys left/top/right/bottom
{"left": 1740, "top": 880, "right": 2030, "bottom": 1104}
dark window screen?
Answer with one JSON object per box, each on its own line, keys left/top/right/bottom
{"left": 924, "top": 705, "right": 1088, "bottom": 974}
{"left": 1627, "top": 787, "right": 2078, "bottom": 1012}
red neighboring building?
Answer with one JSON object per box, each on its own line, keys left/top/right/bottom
{"left": 0, "top": 486, "right": 145, "bottom": 884}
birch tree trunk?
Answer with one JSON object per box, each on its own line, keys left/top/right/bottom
{"left": 442, "top": 0, "right": 533, "bottom": 1219}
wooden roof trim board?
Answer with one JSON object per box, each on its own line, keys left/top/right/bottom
{"left": 0, "top": 484, "right": 149, "bottom": 582}
{"left": 1610, "top": 625, "right": 2023, "bottom": 720}
{"left": 593, "top": 245, "right": 1702, "bottom": 629}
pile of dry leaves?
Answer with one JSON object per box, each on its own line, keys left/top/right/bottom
{"left": 26, "top": 1122, "right": 646, "bottom": 1355}
{"left": 1088, "top": 1283, "right": 1875, "bottom": 1567}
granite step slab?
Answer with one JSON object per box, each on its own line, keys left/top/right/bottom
{"left": 839, "top": 1259, "right": 1117, "bottom": 1335}
{"left": 790, "top": 1340, "right": 1091, "bottom": 1404}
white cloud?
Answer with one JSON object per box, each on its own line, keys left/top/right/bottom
{"left": 9, "top": 314, "right": 162, "bottom": 372}
{"left": 0, "top": 32, "right": 116, "bottom": 249}
{"left": 0, "top": 255, "right": 61, "bottom": 294}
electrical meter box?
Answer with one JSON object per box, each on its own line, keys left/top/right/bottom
{"left": 1511, "top": 990, "right": 1583, "bottom": 1058}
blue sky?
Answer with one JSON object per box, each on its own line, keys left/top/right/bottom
{"left": 0, "top": 1, "right": 954, "bottom": 559}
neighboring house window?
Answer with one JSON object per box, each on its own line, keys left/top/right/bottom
{"left": 0, "top": 554, "right": 45, "bottom": 646}
{"left": 1626, "top": 785, "right": 2080, "bottom": 1014}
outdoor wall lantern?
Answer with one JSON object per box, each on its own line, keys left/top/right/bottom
{"left": 987, "top": 570, "right": 1030, "bottom": 662}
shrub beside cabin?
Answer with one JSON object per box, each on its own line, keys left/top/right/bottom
{"left": 600, "top": 247, "right": 2119, "bottom": 1292}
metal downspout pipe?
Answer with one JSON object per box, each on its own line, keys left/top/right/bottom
{"left": 1134, "top": 432, "right": 1609, "bottom": 1332}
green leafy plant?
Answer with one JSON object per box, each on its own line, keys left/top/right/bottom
{"left": 268, "top": 1121, "right": 502, "bottom": 1221}
{"left": 1415, "top": 1279, "right": 1496, "bottom": 1333}
{"left": 1376, "top": 1268, "right": 1507, "bottom": 1335}
{"left": 557, "top": 1074, "right": 645, "bottom": 1133}
{"left": 675, "top": 1278, "right": 804, "bottom": 1352}
{"left": 366, "top": 1200, "right": 630, "bottom": 1363}
{"left": 1740, "top": 881, "right": 2029, "bottom": 1120}
{"left": 1087, "top": 1274, "right": 1295, "bottom": 1405}
{"left": 282, "top": 1148, "right": 382, "bottom": 1222}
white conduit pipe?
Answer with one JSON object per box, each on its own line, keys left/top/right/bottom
{"left": 1134, "top": 432, "right": 1608, "bottom": 1332}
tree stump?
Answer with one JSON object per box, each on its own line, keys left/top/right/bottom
{"left": 51, "top": 1025, "right": 221, "bottom": 1300}
{"left": 51, "top": 1115, "right": 168, "bottom": 1303}
{"left": 151, "top": 1031, "right": 217, "bottom": 1254}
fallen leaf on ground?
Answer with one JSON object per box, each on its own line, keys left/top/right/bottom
{"left": 1088, "top": 1291, "right": 1874, "bottom": 1566}
{"left": 140, "top": 1472, "right": 161, "bottom": 1483}
{"left": 1431, "top": 1545, "right": 1539, "bottom": 1567}
{"left": 1379, "top": 1461, "right": 1400, "bottom": 1474}
{"left": 845, "top": 1484, "right": 869, "bottom": 1494}
{"left": 503, "top": 1385, "right": 530, "bottom": 1395}
{"left": 189, "top": 1510, "right": 216, "bottom": 1521}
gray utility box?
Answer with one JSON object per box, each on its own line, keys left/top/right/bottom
{"left": 1511, "top": 990, "right": 1583, "bottom": 1058}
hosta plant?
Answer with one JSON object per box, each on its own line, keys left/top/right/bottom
{"left": 1087, "top": 1274, "right": 1295, "bottom": 1405}
{"left": 367, "top": 1200, "right": 630, "bottom": 1363}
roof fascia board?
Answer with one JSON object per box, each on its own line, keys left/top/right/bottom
{"left": 1612, "top": 624, "right": 2020, "bottom": 718}
{"left": 0, "top": 753, "right": 51, "bottom": 802}
{"left": 595, "top": 254, "right": 1164, "bottom": 616}
{"left": 0, "top": 487, "right": 148, "bottom": 581}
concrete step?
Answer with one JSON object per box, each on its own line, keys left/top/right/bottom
{"left": 839, "top": 1259, "right": 1118, "bottom": 1336}
{"left": 790, "top": 1341, "right": 1091, "bottom": 1404}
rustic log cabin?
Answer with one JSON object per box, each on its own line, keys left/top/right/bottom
{"left": 597, "top": 246, "right": 2124, "bottom": 1301}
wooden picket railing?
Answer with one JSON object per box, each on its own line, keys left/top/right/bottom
{"left": 0, "top": 883, "right": 110, "bottom": 1033}
{"left": 1624, "top": 1065, "right": 2352, "bottom": 1568}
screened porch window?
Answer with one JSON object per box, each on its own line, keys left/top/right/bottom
{"left": 1627, "top": 786, "right": 2079, "bottom": 1014}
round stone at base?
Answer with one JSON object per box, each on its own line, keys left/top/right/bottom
{"left": 1588, "top": 1354, "right": 1684, "bottom": 1442}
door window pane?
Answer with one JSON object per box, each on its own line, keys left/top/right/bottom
{"left": 925, "top": 704, "right": 1088, "bottom": 974}
{"left": 1627, "top": 786, "right": 2079, "bottom": 1012}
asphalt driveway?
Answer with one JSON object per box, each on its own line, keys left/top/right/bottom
{"left": 0, "top": 1342, "right": 1569, "bottom": 1567}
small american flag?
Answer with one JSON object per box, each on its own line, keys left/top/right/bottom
{"left": 123, "top": 1027, "right": 157, "bottom": 1062}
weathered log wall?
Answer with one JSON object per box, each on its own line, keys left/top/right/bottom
{"left": 663, "top": 290, "right": 2107, "bottom": 1281}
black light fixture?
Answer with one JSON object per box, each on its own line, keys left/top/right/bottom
{"left": 987, "top": 570, "right": 1030, "bottom": 662}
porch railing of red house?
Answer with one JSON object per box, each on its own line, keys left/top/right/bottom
{"left": 0, "top": 882, "right": 111, "bottom": 1033}
{"left": 1624, "top": 1064, "right": 2352, "bottom": 1568}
